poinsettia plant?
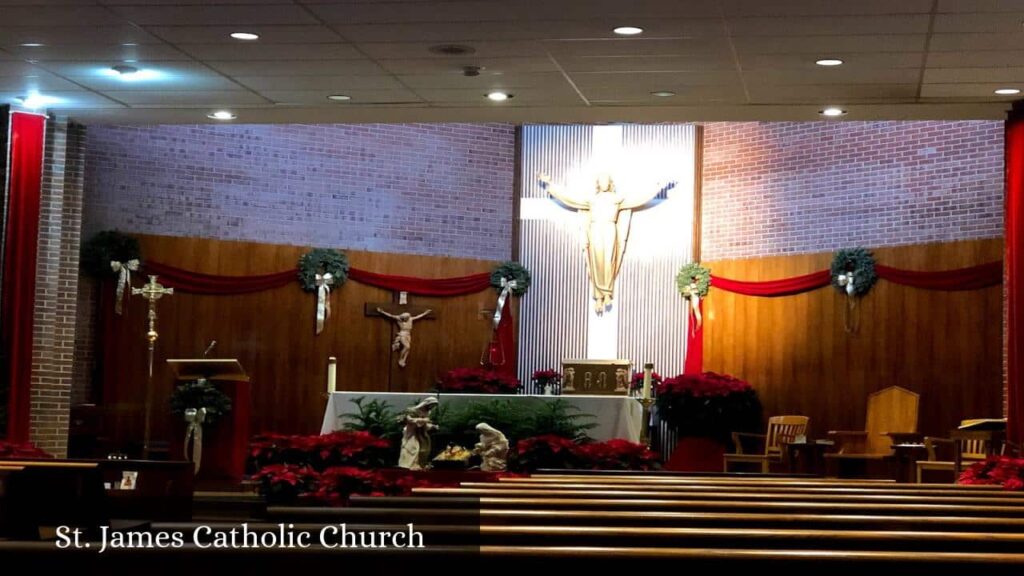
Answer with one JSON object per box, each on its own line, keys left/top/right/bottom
{"left": 248, "top": 430, "right": 391, "bottom": 472}
{"left": 511, "top": 435, "right": 661, "bottom": 472}
{"left": 655, "top": 372, "right": 762, "bottom": 443}
{"left": 252, "top": 464, "right": 321, "bottom": 505}
{"left": 630, "top": 371, "right": 663, "bottom": 394}
{"left": 437, "top": 367, "right": 521, "bottom": 394}
{"left": 959, "top": 456, "right": 1024, "bottom": 491}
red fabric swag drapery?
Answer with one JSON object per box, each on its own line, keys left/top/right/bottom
{"left": 684, "top": 261, "right": 1006, "bottom": 377}
{"left": 1006, "top": 105, "right": 1024, "bottom": 448}
{"left": 122, "top": 260, "right": 516, "bottom": 377}
{"left": 1, "top": 112, "right": 46, "bottom": 441}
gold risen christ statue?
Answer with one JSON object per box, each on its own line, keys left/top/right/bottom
{"left": 539, "top": 172, "right": 663, "bottom": 312}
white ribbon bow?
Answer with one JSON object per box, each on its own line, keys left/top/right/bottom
{"left": 183, "top": 407, "right": 207, "bottom": 475}
{"left": 110, "top": 259, "right": 139, "bottom": 315}
{"left": 686, "top": 283, "right": 703, "bottom": 332}
{"left": 838, "top": 272, "right": 856, "bottom": 296}
{"left": 315, "top": 273, "right": 334, "bottom": 335}
{"left": 492, "top": 277, "right": 517, "bottom": 330}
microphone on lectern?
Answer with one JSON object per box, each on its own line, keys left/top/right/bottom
{"left": 203, "top": 340, "right": 217, "bottom": 357}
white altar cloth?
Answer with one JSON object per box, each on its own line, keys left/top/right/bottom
{"left": 321, "top": 391, "right": 643, "bottom": 442}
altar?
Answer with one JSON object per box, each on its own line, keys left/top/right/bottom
{"left": 321, "top": 392, "right": 644, "bottom": 442}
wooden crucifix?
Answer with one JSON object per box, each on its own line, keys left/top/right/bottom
{"left": 365, "top": 291, "right": 435, "bottom": 369}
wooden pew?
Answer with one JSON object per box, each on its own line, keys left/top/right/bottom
{"left": 502, "top": 475, "right": 1008, "bottom": 490}
{"left": 144, "top": 521, "right": 1024, "bottom": 553}
{"left": 415, "top": 486, "right": 1024, "bottom": 506}
{"left": 465, "top": 481, "right": 1024, "bottom": 498}
{"left": 265, "top": 506, "right": 1024, "bottom": 532}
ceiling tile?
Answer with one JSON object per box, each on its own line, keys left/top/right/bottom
{"left": 923, "top": 67, "right": 1024, "bottom": 83}
{"left": 933, "top": 13, "right": 1023, "bottom": 33}
{"left": 332, "top": 20, "right": 723, "bottom": 43}
{"left": 747, "top": 83, "right": 919, "bottom": 102}
{"left": 727, "top": 15, "right": 932, "bottom": 36}
{"left": 1, "top": 44, "right": 187, "bottom": 62}
{"left": 206, "top": 59, "right": 388, "bottom": 76}
{"left": 0, "top": 26, "right": 162, "bottom": 46}
{"left": 308, "top": 0, "right": 721, "bottom": 23}
{"left": 181, "top": 43, "right": 362, "bottom": 61}
{"left": 722, "top": 0, "right": 935, "bottom": 16}
{"left": 743, "top": 67, "right": 921, "bottom": 84}
{"left": 145, "top": 26, "right": 343, "bottom": 44}
{"left": 556, "top": 54, "right": 737, "bottom": 73}
{"left": 0, "top": 6, "right": 122, "bottom": 26}
{"left": 0, "top": 73, "right": 82, "bottom": 92}
{"left": 107, "top": 5, "right": 317, "bottom": 26}
{"left": 571, "top": 70, "right": 743, "bottom": 88}
{"left": 928, "top": 33, "right": 1024, "bottom": 51}
{"left": 398, "top": 71, "right": 566, "bottom": 89}
{"left": 583, "top": 85, "right": 745, "bottom": 103}
{"left": 927, "top": 50, "right": 1024, "bottom": 67}
{"left": 741, "top": 52, "right": 924, "bottom": 69}
{"left": 377, "top": 56, "right": 558, "bottom": 75}
{"left": 732, "top": 35, "right": 927, "bottom": 54}
{"left": 357, "top": 40, "right": 548, "bottom": 60}
{"left": 920, "top": 83, "right": 1024, "bottom": 98}
{"left": 938, "top": 0, "right": 1024, "bottom": 12}
{"left": 413, "top": 86, "right": 582, "bottom": 105}
{"left": 257, "top": 88, "right": 423, "bottom": 105}
{"left": 0, "top": 61, "right": 50, "bottom": 76}
{"left": 234, "top": 75, "right": 408, "bottom": 91}
{"left": 105, "top": 90, "right": 269, "bottom": 106}
{"left": 544, "top": 38, "right": 733, "bottom": 57}
{"left": 1, "top": 89, "right": 123, "bottom": 109}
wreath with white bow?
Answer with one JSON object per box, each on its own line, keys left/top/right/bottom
{"left": 81, "top": 230, "right": 142, "bottom": 315}
{"left": 676, "top": 263, "right": 711, "bottom": 332}
{"left": 298, "top": 248, "right": 349, "bottom": 334}
{"left": 830, "top": 247, "right": 877, "bottom": 297}
{"left": 489, "top": 261, "right": 531, "bottom": 330}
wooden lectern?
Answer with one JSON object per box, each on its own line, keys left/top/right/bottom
{"left": 167, "top": 359, "right": 250, "bottom": 486}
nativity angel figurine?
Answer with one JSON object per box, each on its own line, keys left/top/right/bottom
{"left": 397, "top": 397, "right": 439, "bottom": 470}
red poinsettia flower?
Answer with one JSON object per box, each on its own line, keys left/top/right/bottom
{"left": 438, "top": 367, "right": 522, "bottom": 394}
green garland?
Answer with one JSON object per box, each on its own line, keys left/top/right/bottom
{"left": 169, "top": 379, "right": 232, "bottom": 426}
{"left": 80, "top": 230, "right": 141, "bottom": 277}
{"left": 676, "top": 263, "right": 711, "bottom": 299}
{"left": 298, "top": 248, "right": 349, "bottom": 292}
{"left": 491, "top": 261, "right": 531, "bottom": 296}
{"left": 831, "top": 247, "right": 877, "bottom": 297}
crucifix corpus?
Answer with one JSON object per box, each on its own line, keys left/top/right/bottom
{"left": 132, "top": 275, "right": 174, "bottom": 458}
{"left": 365, "top": 291, "right": 434, "bottom": 368}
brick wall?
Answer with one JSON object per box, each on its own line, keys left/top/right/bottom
{"left": 82, "top": 123, "right": 516, "bottom": 261}
{"left": 701, "top": 121, "right": 1005, "bottom": 261}
{"left": 29, "top": 118, "right": 85, "bottom": 456}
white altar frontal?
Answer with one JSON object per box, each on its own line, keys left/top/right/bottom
{"left": 322, "top": 391, "right": 644, "bottom": 442}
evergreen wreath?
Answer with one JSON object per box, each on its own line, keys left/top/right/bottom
{"left": 490, "top": 261, "right": 531, "bottom": 296}
{"left": 169, "top": 379, "right": 232, "bottom": 426}
{"left": 298, "top": 248, "right": 349, "bottom": 292}
{"left": 830, "top": 247, "right": 877, "bottom": 297}
{"left": 676, "top": 263, "right": 711, "bottom": 299}
{"left": 80, "top": 230, "right": 141, "bottom": 277}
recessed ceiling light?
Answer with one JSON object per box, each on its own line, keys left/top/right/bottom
{"left": 122, "top": 43, "right": 138, "bottom": 47}
{"left": 207, "top": 110, "right": 236, "bottom": 120}
{"left": 230, "top": 32, "right": 260, "bottom": 41}
{"left": 486, "top": 91, "right": 512, "bottom": 101}
{"left": 111, "top": 64, "right": 139, "bottom": 76}
{"left": 613, "top": 26, "right": 644, "bottom": 35}
{"left": 19, "top": 43, "right": 45, "bottom": 47}
{"left": 815, "top": 58, "right": 844, "bottom": 66}
{"left": 651, "top": 90, "right": 676, "bottom": 97}
{"left": 820, "top": 107, "right": 847, "bottom": 117}
{"left": 327, "top": 94, "right": 352, "bottom": 101}
{"left": 995, "top": 88, "right": 1021, "bottom": 95}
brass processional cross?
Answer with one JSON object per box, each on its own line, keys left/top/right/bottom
{"left": 132, "top": 275, "right": 173, "bottom": 457}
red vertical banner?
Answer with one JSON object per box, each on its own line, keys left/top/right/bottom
{"left": 1007, "top": 106, "right": 1024, "bottom": 448}
{"left": 684, "top": 300, "right": 703, "bottom": 375}
{"left": 2, "top": 112, "right": 46, "bottom": 441}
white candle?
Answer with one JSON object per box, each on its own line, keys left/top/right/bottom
{"left": 327, "top": 356, "right": 337, "bottom": 394}
{"left": 642, "top": 363, "right": 654, "bottom": 400}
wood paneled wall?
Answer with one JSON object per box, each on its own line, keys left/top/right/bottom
{"left": 101, "top": 234, "right": 508, "bottom": 441}
{"left": 703, "top": 239, "right": 1004, "bottom": 438}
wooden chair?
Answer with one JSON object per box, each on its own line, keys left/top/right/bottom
{"left": 828, "top": 386, "right": 920, "bottom": 457}
{"left": 916, "top": 424, "right": 1000, "bottom": 483}
{"left": 723, "top": 416, "right": 810, "bottom": 473}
